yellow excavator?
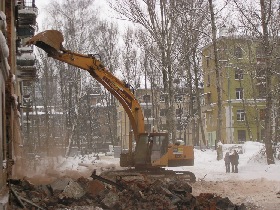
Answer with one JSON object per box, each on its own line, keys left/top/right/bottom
{"left": 27, "top": 30, "right": 195, "bottom": 182}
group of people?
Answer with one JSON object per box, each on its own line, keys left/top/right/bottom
{"left": 224, "top": 150, "right": 239, "bottom": 173}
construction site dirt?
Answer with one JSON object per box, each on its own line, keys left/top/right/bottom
{"left": 9, "top": 173, "right": 248, "bottom": 210}
{"left": 9, "top": 144, "right": 280, "bottom": 210}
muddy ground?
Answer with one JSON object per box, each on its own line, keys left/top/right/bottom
{"left": 191, "top": 179, "right": 280, "bottom": 209}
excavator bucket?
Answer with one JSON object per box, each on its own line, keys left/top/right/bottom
{"left": 26, "top": 30, "right": 64, "bottom": 55}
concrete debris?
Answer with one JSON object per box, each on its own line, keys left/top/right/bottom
{"left": 59, "top": 181, "right": 85, "bottom": 199}
{"left": 101, "top": 191, "right": 119, "bottom": 209}
{"left": 8, "top": 173, "right": 247, "bottom": 210}
{"left": 50, "top": 177, "right": 73, "bottom": 191}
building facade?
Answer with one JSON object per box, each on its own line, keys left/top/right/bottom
{"left": 116, "top": 88, "right": 197, "bottom": 149}
{"left": 0, "top": 0, "right": 37, "bottom": 208}
{"left": 202, "top": 36, "right": 267, "bottom": 146}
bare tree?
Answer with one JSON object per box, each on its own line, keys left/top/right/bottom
{"left": 207, "top": 0, "right": 223, "bottom": 148}
{"left": 232, "top": 0, "right": 276, "bottom": 164}
{"left": 112, "top": 0, "right": 180, "bottom": 142}
{"left": 91, "top": 21, "right": 120, "bottom": 146}
{"left": 42, "top": 0, "right": 106, "bottom": 156}
{"left": 121, "top": 27, "right": 142, "bottom": 89}
{"left": 174, "top": 0, "right": 209, "bottom": 146}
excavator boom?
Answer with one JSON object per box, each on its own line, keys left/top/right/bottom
{"left": 27, "top": 30, "right": 145, "bottom": 141}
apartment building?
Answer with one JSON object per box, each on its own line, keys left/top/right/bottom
{"left": 202, "top": 35, "right": 268, "bottom": 146}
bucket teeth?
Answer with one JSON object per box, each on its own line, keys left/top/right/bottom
{"left": 26, "top": 30, "right": 64, "bottom": 55}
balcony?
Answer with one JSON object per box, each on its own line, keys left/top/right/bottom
{"left": 17, "top": 65, "right": 36, "bottom": 80}
{"left": 17, "top": 25, "right": 35, "bottom": 38}
{"left": 16, "top": 48, "right": 36, "bottom": 81}
{"left": 17, "top": 52, "right": 35, "bottom": 66}
{"left": 16, "top": 1, "right": 38, "bottom": 38}
{"left": 18, "top": 7, "right": 38, "bottom": 25}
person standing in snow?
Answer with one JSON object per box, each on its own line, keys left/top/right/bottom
{"left": 229, "top": 153, "right": 234, "bottom": 172}
{"left": 224, "top": 152, "right": 230, "bottom": 173}
{"left": 232, "top": 150, "right": 239, "bottom": 173}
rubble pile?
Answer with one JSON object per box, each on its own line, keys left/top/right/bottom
{"left": 9, "top": 173, "right": 247, "bottom": 210}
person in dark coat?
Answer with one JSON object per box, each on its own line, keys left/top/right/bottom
{"left": 224, "top": 152, "right": 230, "bottom": 173}
{"left": 232, "top": 150, "right": 239, "bottom": 173}
{"left": 229, "top": 153, "right": 234, "bottom": 172}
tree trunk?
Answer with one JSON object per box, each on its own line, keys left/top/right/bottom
{"left": 208, "top": 0, "right": 222, "bottom": 148}
{"left": 260, "top": 0, "right": 274, "bottom": 164}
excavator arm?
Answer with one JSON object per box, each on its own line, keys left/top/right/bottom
{"left": 27, "top": 30, "right": 145, "bottom": 142}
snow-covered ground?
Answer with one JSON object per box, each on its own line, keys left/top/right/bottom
{"left": 43, "top": 141, "right": 280, "bottom": 182}
{"left": 25, "top": 141, "right": 280, "bottom": 209}
{"left": 177, "top": 141, "right": 280, "bottom": 182}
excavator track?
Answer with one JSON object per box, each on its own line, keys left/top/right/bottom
{"left": 100, "top": 168, "right": 196, "bottom": 184}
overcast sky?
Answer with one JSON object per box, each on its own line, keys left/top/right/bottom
{"left": 35, "top": 0, "right": 115, "bottom": 31}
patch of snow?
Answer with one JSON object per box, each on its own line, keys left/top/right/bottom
{"left": 0, "top": 11, "right": 7, "bottom": 31}
{"left": 168, "top": 141, "right": 280, "bottom": 182}
{"left": 17, "top": 53, "right": 35, "bottom": 60}
{"left": 4, "top": 58, "right": 10, "bottom": 71}
{"left": 18, "top": 9, "right": 38, "bottom": 15}
{"left": 0, "top": 31, "right": 9, "bottom": 57}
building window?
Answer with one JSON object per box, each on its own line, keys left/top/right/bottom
{"left": 260, "top": 109, "right": 266, "bottom": 120}
{"left": 160, "top": 124, "right": 167, "bottom": 131}
{"left": 160, "top": 109, "right": 167, "bottom": 117}
{"left": 258, "top": 84, "right": 266, "bottom": 98}
{"left": 234, "top": 47, "right": 243, "bottom": 58}
{"left": 159, "top": 94, "right": 165, "bottom": 102}
{"left": 256, "top": 66, "right": 265, "bottom": 78}
{"left": 176, "top": 108, "right": 183, "bottom": 117}
{"left": 145, "top": 124, "right": 152, "bottom": 132}
{"left": 205, "top": 92, "right": 211, "bottom": 105}
{"left": 236, "top": 88, "right": 243, "bottom": 100}
{"left": 143, "top": 94, "right": 150, "bottom": 103}
{"left": 207, "top": 74, "right": 210, "bottom": 87}
{"left": 175, "top": 95, "right": 183, "bottom": 102}
{"left": 237, "top": 110, "right": 245, "bottom": 121}
{"left": 235, "top": 68, "right": 243, "bottom": 80}
{"left": 144, "top": 109, "right": 152, "bottom": 118}
{"left": 256, "top": 46, "right": 265, "bottom": 58}
{"left": 207, "top": 113, "right": 213, "bottom": 125}
{"left": 176, "top": 123, "right": 183, "bottom": 130}
{"left": 206, "top": 57, "right": 210, "bottom": 67}
{"left": 237, "top": 130, "right": 246, "bottom": 143}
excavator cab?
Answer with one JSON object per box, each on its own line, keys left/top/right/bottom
{"left": 149, "top": 133, "right": 169, "bottom": 163}
{"left": 120, "top": 132, "right": 169, "bottom": 169}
